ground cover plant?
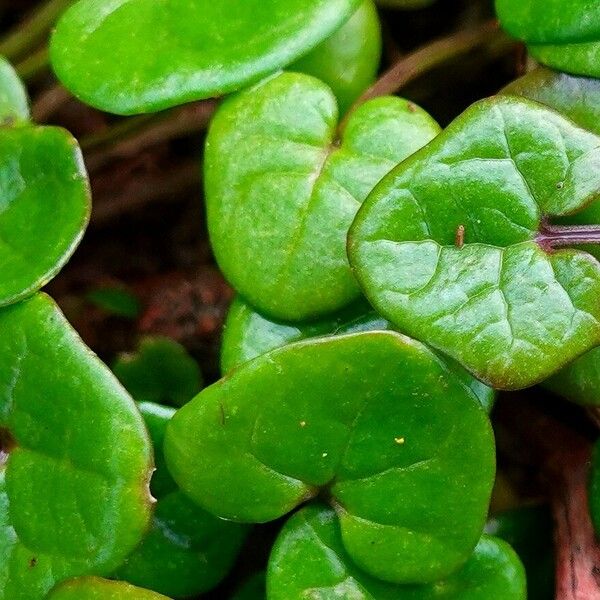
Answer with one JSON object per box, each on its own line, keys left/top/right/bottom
{"left": 1, "top": 0, "right": 600, "bottom": 598}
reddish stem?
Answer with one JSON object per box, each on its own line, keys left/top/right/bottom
{"left": 537, "top": 220, "right": 600, "bottom": 252}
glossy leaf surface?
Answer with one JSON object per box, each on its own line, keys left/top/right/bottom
{"left": 495, "top": 0, "right": 600, "bottom": 77}
{"left": 117, "top": 401, "right": 247, "bottom": 598}
{"left": 268, "top": 505, "right": 525, "bottom": 599}
{"left": 114, "top": 337, "right": 203, "bottom": 408}
{"left": 0, "top": 58, "right": 28, "bottom": 123}
{"left": 221, "top": 296, "right": 495, "bottom": 412}
{"left": 0, "top": 126, "right": 90, "bottom": 306}
{"left": 50, "top": 0, "right": 361, "bottom": 115}
{"left": 486, "top": 506, "right": 554, "bottom": 600}
{"left": 349, "top": 96, "right": 600, "bottom": 389}
{"left": 206, "top": 72, "right": 440, "bottom": 321}
{"left": 0, "top": 294, "right": 153, "bottom": 600}
{"left": 47, "top": 577, "right": 170, "bottom": 599}
{"left": 165, "top": 332, "right": 495, "bottom": 583}
{"left": 291, "top": 0, "right": 381, "bottom": 114}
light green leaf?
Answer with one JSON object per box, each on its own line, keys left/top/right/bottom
{"left": 221, "top": 296, "right": 495, "bottom": 412}
{"left": 495, "top": 0, "right": 600, "bottom": 77}
{"left": 47, "top": 577, "right": 170, "bottom": 599}
{"left": 50, "top": 0, "right": 361, "bottom": 115}
{"left": 0, "top": 58, "right": 29, "bottom": 123}
{"left": 0, "top": 126, "right": 90, "bottom": 307}
{"left": 206, "top": 72, "right": 440, "bottom": 321}
{"left": 164, "top": 332, "right": 495, "bottom": 583}
{"left": 0, "top": 294, "right": 153, "bottom": 600}
{"left": 268, "top": 505, "right": 526, "bottom": 599}
{"left": 291, "top": 0, "right": 381, "bottom": 115}
{"left": 348, "top": 96, "right": 600, "bottom": 389}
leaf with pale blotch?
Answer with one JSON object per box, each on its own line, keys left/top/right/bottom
{"left": 164, "top": 332, "right": 495, "bottom": 584}
{"left": 349, "top": 96, "right": 600, "bottom": 389}
{"left": 47, "top": 577, "right": 170, "bottom": 600}
{"left": 206, "top": 72, "right": 440, "bottom": 321}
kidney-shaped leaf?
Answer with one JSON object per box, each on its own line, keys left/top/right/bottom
{"left": 268, "top": 505, "right": 526, "bottom": 599}
{"left": 50, "top": 0, "right": 361, "bottom": 115}
{"left": 206, "top": 72, "right": 440, "bottom": 321}
{"left": 0, "top": 126, "right": 90, "bottom": 307}
{"left": 221, "top": 296, "right": 496, "bottom": 412}
{"left": 165, "top": 332, "right": 495, "bottom": 584}
{"left": 495, "top": 0, "right": 600, "bottom": 77}
{"left": 0, "top": 294, "right": 153, "bottom": 600}
{"left": 348, "top": 96, "right": 600, "bottom": 389}
{"left": 47, "top": 577, "right": 170, "bottom": 600}
{"left": 0, "top": 58, "right": 29, "bottom": 123}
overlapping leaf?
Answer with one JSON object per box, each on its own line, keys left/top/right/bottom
{"left": 348, "top": 96, "right": 600, "bottom": 389}
{"left": 221, "top": 296, "right": 495, "bottom": 411}
{"left": 116, "top": 401, "right": 247, "bottom": 598}
{"left": 206, "top": 72, "right": 440, "bottom": 320}
{"left": 164, "top": 332, "right": 495, "bottom": 584}
{"left": 495, "top": 0, "right": 600, "bottom": 77}
{"left": 0, "top": 294, "right": 153, "bottom": 600}
{"left": 0, "top": 58, "right": 28, "bottom": 123}
{"left": 50, "top": 0, "right": 361, "bottom": 114}
{"left": 47, "top": 577, "right": 170, "bottom": 600}
{"left": 268, "top": 505, "right": 526, "bottom": 599}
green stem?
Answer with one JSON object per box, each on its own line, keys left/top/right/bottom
{"left": 15, "top": 47, "right": 49, "bottom": 81}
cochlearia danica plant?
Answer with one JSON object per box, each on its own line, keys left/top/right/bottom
{"left": 2, "top": 0, "right": 600, "bottom": 597}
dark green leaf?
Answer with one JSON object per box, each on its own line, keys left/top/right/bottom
{"left": 164, "top": 332, "right": 495, "bottom": 583}
{"left": 206, "top": 72, "right": 440, "bottom": 321}
{"left": 50, "top": 0, "right": 361, "bottom": 115}
{"left": 268, "top": 505, "right": 526, "bottom": 599}
{"left": 0, "top": 294, "right": 153, "bottom": 600}
{"left": 348, "top": 96, "right": 600, "bottom": 389}
{"left": 86, "top": 287, "right": 140, "bottom": 319}
{"left": 113, "top": 337, "right": 203, "bottom": 408}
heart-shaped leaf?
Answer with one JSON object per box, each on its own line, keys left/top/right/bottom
{"left": 348, "top": 95, "right": 600, "bottom": 389}
{"left": 113, "top": 337, "right": 203, "bottom": 408}
{"left": 115, "top": 401, "right": 247, "bottom": 598}
{"left": 50, "top": 0, "right": 361, "bottom": 115}
{"left": 0, "top": 125, "right": 90, "bottom": 307}
{"left": 0, "top": 294, "right": 153, "bottom": 600}
{"left": 495, "top": 0, "right": 600, "bottom": 77}
{"left": 164, "top": 332, "right": 495, "bottom": 583}
{"left": 268, "top": 505, "right": 526, "bottom": 599}
{"left": 222, "top": 296, "right": 496, "bottom": 412}
{"left": 206, "top": 72, "right": 440, "bottom": 321}
{"left": 0, "top": 58, "right": 28, "bottom": 123}
{"left": 47, "top": 577, "right": 170, "bottom": 600}
{"left": 291, "top": 0, "right": 381, "bottom": 115}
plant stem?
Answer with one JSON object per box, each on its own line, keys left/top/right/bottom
{"left": 0, "top": 0, "right": 73, "bottom": 61}
{"left": 15, "top": 47, "right": 49, "bottom": 81}
{"left": 339, "top": 19, "right": 510, "bottom": 131}
{"left": 537, "top": 220, "right": 600, "bottom": 252}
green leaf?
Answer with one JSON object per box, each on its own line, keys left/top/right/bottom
{"left": 86, "top": 287, "right": 140, "bottom": 319}
{"left": 348, "top": 96, "right": 600, "bottom": 389}
{"left": 0, "top": 294, "right": 153, "bottom": 600}
{"left": 495, "top": 0, "right": 600, "bottom": 77}
{"left": 0, "top": 126, "right": 90, "bottom": 307}
{"left": 50, "top": 0, "right": 361, "bottom": 115}
{"left": 376, "top": 0, "right": 436, "bottom": 7}
{"left": 164, "top": 332, "right": 495, "bottom": 583}
{"left": 486, "top": 506, "right": 554, "bottom": 600}
{"left": 221, "top": 296, "right": 495, "bottom": 412}
{"left": 268, "top": 505, "right": 526, "bottom": 599}
{"left": 47, "top": 577, "right": 170, "bottom": 599}
{"left": 544, "top": 347, "right": 600, "bottom": 405}
{"left": 206, "top": 72, "right": 440, "bottom": 321}
{"left": 231, "top": 572, "right": 266, "bottom": 600}
{"left": 589, "top": 441, "right": 600, "bottom": 536}
{"left": 0, "top": 58, "right": 29, "bottom": 124}
{"left": 502, "top": 67, "right": 600, "bottom": 137}
{"left": 113, "top": 337, "right": 203, "bottom": 408}
{"left": 291, "top": 0, "right": 381, "bottom": 115}
{"left": 117, "top": 490, "right": 247, "bottom": 598}
{"left": 116, "top": 401, "right": 247, "bottom": 598}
